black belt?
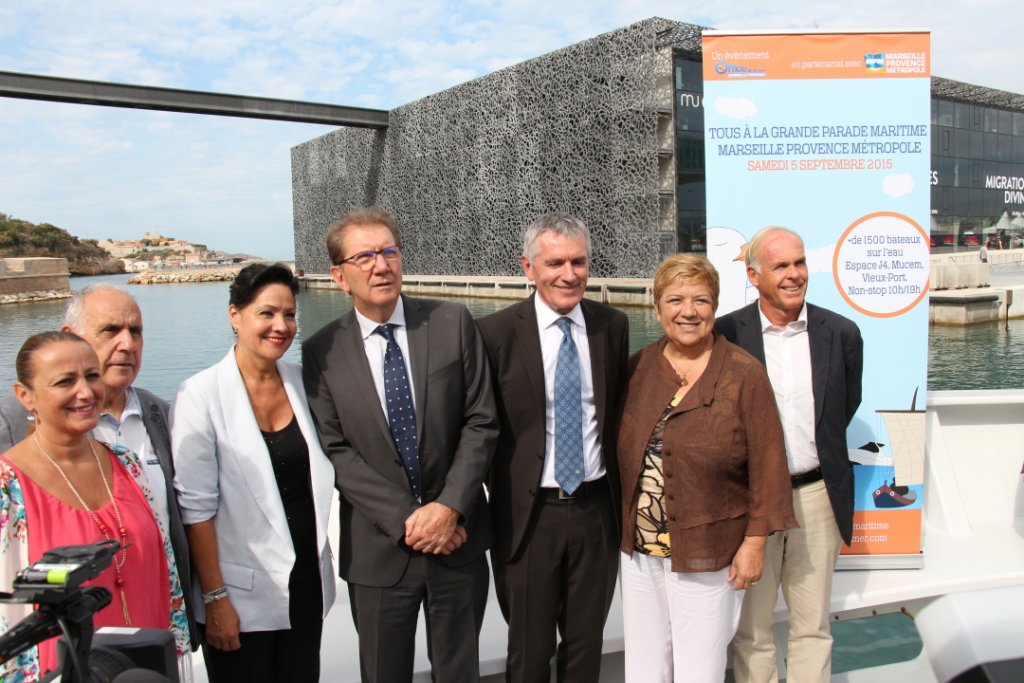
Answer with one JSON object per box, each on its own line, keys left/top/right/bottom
{"left": 539, "top": 477, "right": 607, "bottom": 501}
{"left": 790, "top": 467, "right": 823, "bottom": 488}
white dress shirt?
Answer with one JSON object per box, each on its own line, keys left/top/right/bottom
{"left": 759, "top": 303, "right": 819, "bottom": 476}
{"left": 534, "top": 296, "right": 605, "bottom": 487}
{"left": 94, "top": 386, "right": 169, "bottom": 517}
{"left": 353, "top": 298, "right": 416, "bottom": 421}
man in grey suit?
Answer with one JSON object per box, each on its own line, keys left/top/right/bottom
{"left": 302, "top": 207, "right": 498, "bottom": 683}
{"left": 477, "top": 213, "right": 628, "bottom": 682}
{"left": 0, "top": 284, "right": 197, "bottom": 650}
{"left": 715, "top": 227, "right": 863, "bottom": 683}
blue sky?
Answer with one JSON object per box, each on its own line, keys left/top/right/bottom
{"left": 2, "top": 1, "right": 1022, "bottom": 260}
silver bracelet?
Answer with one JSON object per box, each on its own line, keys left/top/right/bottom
{"left": 201, "top": 586, "right": 229, "bottom": 604}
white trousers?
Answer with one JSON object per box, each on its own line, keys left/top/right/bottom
{"left": 620, "top": 551, "right": 744, "bottom": 683}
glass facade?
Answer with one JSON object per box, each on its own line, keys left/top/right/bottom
{"left": 931, "top": 99, "right": 1024, "bottom": 251}
{"left": 674, "top": 55, "right": 706, "bottom": 253}
{"left": 673, "top": 51, "right": 1024, "bottom": 255}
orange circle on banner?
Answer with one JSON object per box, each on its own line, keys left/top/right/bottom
{"left": 833, "top": 211, "right": 930, "bottom": 318}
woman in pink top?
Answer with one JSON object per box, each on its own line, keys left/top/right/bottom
{"left": 0, "top": 331, "right": 189, "bottom": 682}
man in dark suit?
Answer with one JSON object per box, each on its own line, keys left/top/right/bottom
{"left": 476, "top": 213, "right": 628, "bottom": 682}
{"left": 302, "top": 207, "right": 498, "bottom": 683}
{"left": 716, "top": 227, "right": 863, "bottom": 683}
{"left": 0, "top": 285, "right": 197, "bottom": 652}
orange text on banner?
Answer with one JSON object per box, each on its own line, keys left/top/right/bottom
{"left": 703, "top": 32, "right": 930, "bottom": 81}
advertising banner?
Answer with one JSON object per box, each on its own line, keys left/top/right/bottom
{"left": 702, "top": 31, "right": 931, "bottom": 567}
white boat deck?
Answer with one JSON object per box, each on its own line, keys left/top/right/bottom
{"left": 183, "top": 389, "right": 1024, "bottom": 682}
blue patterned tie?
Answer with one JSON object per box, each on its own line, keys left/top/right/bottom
{"left": 375, "top": 324, "right": 422, "bottom": 501}
{"left": 554, "top": 317, "right": 584, "bottom": 494}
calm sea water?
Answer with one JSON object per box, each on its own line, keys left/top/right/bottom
{"left": 10, "top": 272, "right": 1024, "bottom": 672}
{"left": 1, "top": 273, "right": 1021, "bottom": 399}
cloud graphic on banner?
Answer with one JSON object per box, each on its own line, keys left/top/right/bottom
{"left": 713, "top": 95, "right": 758, "bottom": 119}
{"left": 807, "top": 243, "right": 836, "bottom": 274}
{"left": 883, "top": 172, "right": 915, "bottom": 198}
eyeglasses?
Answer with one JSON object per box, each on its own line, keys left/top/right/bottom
{"left": 337, "top": 245, "right": 403, "bottom": 271}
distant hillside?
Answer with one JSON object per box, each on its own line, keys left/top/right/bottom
{"left": 0, "top": 213, "right": 125, "bottom": 276}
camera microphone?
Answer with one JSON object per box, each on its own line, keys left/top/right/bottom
{"left": 110, "top": 669, "right": 174, "bottom": 683}
{"left": 0, "top": 587, "right": 111, "bottom": 663}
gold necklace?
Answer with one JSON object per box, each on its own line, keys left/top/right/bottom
{"left": 665, "top": 341, "right": 711, "bottom": 387}
{"left": 33, "top": 434, "right": 132, "bottom": 625}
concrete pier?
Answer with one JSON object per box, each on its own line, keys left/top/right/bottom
{"left": 0, "top": 257, "right": 71, "bottom": 305}
{"left": 929, "top": 251, "right": 1024, "bottom": 324}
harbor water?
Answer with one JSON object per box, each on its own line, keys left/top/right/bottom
{"left": 1, "top": 274, "right": 1021, "bottom": 398}
{"left": 4, "top": 272, "right": 1022, "bottom": 673}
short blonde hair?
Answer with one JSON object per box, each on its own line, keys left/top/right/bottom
{"left": 652, "top": 254, "right": 720, "bottom": 310}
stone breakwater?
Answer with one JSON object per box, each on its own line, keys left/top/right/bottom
{"left": 0, "top": 289, "right": 73, "bottom": 306}
{"left": 128, "top": 268, "right": 241, "bottom": 285}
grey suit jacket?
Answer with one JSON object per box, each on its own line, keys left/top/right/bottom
{"left": 0, "top": 394, "right": 28, "bottom": 452}
{"left": 477, "top": 295, "right": 629, "bottom": 562}
{"left": 714, "top": 301, "right": 863, "bottom": 545}
{"left": 0, "top": 388, "right": 198, "bottom": 649}
{"left": 302, "top": 295, "right": 498, "bottom": 588}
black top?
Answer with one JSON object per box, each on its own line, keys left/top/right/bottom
{"left": 261, "top": 415, "right": 321, "bottom": 617}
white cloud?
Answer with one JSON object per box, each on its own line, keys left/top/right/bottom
{"left": 883, "top": 172, "right": 916, "bottom": 198}
{"left": 713, "top": 95, "right": 759, "bottom": 120}
{"left": 1, "top": 0, "right": 1023, "bottom": 260}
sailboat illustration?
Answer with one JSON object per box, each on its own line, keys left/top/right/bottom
{"left": 873, "top": 389, "right": 925, "bottom": 509}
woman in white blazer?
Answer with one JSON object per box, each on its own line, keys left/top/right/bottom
{"left": 171, "top": 263, "right": 336, "bottom": 683}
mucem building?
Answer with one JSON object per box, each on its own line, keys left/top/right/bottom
{"left": 291, "top": 17, "right": 1024, "bottom": 277}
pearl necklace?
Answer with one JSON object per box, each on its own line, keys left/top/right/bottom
{"left": 33, "top": 434, "right": 132, "bottom": 625}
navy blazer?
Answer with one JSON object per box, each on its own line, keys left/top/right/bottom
{"left": 715, "top": 301, "right": 863, "bottom": 544}
{"left": 477, "top": 295, "right": 629, "bottom": 562}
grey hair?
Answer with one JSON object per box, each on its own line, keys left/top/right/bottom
{"left": 63, "top": 283, "right": 136, "bottom": 331}
{"left": 522, "top": 213, "right": 592, "bottom": 265}
{"left": 745, "top": 226, "right": 805, "bottom": 272}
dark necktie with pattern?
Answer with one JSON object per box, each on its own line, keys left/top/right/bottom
{"left": 554, "top": 317, "right": 584, "bottom": 494}
{"left": 375, "top": 323, "right": 422, "bottom": 501}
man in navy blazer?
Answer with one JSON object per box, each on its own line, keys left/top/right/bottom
{"left": 477, "top": 213, "right": 628, "bottom": 682}
{"left": 0, "top": 285, "right": 197, "bottom": 651}
{"left": 715, "top": 227, "right": 862, "bottom": 683}
{"left": 302, "top": 207, "right": 498, "bottom": 683}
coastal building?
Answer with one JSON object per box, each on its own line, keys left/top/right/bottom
{"left": 98, "top": 239, "right": 145, "bottom": 258}
{"left": 291, "top": 18, "right": 1024, "bottom": 278}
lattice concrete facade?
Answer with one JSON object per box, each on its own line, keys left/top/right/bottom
{"left": 292, "top": 17, "right": 696, "bottom": 278}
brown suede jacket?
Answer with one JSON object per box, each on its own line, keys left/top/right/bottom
{"left": 617, "top": 333, "right": 797, "bottom": 573}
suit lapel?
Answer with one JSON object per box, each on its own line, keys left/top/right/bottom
{"left": 139, "top": 394, "right": 173, "bottom": 478}
{"left": 336, "top": 311, "right": 395, "bottom": 448}
{"left": 512, "top": 296, "right": 547, "bottom": 425}
{"left": 403, "top": 296, "right": 430, "bottom": 445}
{"left": 215, "top": 352, "right": 291, "bottom": 547}
{"left": 807, "top": 305, "right": 830, "bottom": 425}
{"left": 738, "top": 302, "right": 767, "bottom": 364}
{"left": 582, "top": 300, "right": 609, "bottom": 430}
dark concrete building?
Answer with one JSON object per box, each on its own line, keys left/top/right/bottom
{"left": 291, "top": 18, "right": 1024, "bottom": 276}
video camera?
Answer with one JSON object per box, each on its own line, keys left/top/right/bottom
{"left": 0, "top": 540, "right": 177, "bottom": 683}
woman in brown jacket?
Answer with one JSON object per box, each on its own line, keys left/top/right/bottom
{"left": 617, "top": 254, "right": 796, "bottom": 683}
